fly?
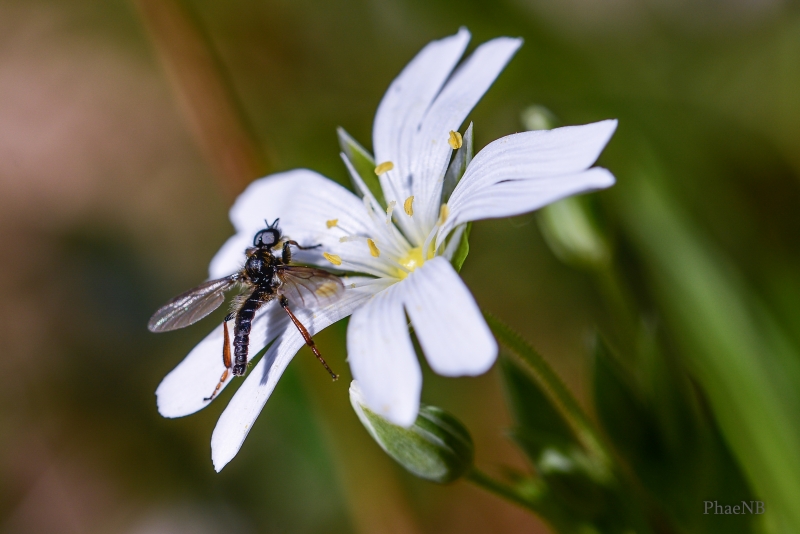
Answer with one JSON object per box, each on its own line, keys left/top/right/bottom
{"left": 148, "top": 219, "right": 343, "bottom": 401}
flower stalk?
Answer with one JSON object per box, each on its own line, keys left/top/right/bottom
{"left": 465, "top": 468, "right": 539, "bottom": 513}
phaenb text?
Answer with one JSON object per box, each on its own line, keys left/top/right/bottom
{"left": 704, "top": 501, "right": 764, "bottom": 515}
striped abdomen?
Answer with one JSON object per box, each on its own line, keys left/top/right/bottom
{"left": 232, "top": 287, "right": 272, "bottom": 375}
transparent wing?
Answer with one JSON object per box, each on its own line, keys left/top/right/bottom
{"left": 148, "top": 274, "right": 240, "bottom": 332}
{"left": 277, "top": 266, "right": 344, "bottom": 308}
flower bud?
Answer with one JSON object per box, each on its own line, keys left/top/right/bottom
{"left": 520, "top": 105, "right": 559, "bottom": 131}
{"left": 349, "top": 381, "right": 474, "bottom": 483}
{"left": 520, "top": 106, "right": 611, "bottom": 270}
{"left": 537, "top": 196, "right": 611, "bottom": 270}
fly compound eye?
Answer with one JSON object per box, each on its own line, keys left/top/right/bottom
{"left": 254, "top": 228, "right": 280, "bottom": 247}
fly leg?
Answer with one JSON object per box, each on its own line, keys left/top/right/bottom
{"left": 282, "top": 240, "right": 321, "bottom": 264}
{"left": 286, "top": 240, "right": 321, "bottom": 250}
{"left": 205, "top": 314, "right": 234, "bottom": 401}
{"left": 279, "top": 296, "right": 338, "bottom": 381}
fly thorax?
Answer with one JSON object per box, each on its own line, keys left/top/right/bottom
{"left": 245, "top": 255, "right": 267, "bottom": 282}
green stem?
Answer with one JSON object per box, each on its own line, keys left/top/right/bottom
{"left": 483, "top": 312, "right": 612, "bottom": 473}
{"left": 465, "top": 468, "right": 536, "bottom": 512}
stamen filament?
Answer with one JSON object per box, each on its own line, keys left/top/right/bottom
{"left": 339, "top": 235, "right": 367, "bottom": 243}
{"left": 385, "top": 200, "right": 396, "bottom": 224}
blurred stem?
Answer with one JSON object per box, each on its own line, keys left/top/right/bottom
{"left": 597, "top": 266, "right": 637, "bottom": 333}
{"left": 484, "top": 312, "right": 612, "bottom": 473}
{"left": 466, "top": 468, "right": 536, "bottom": 512}
{"left": 134, "top": 0, "right": 268, "bottom": 199}
{"left": 594, "top": 265, "right": 642, "bottom": 359}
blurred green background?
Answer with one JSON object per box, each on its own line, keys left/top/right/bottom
{"left": 1, "top": 0, "right": 799, "bottom": 532}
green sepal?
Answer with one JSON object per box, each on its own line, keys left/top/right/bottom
{"left": 448, "top": 222, "right": 472, "bottom": 272}
{"left": 350, "top": 383, "right": 474, "bottom": 484}
{"left": 441, "top": 122, "right": 473, "bottom": 205}
{"left": 440, "top": 124, "right": 474, "bottom": 272}
{"left": 337, "top": 127, "right": 386, "bottom": 208}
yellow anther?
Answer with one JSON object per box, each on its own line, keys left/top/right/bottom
{"left": 367, "top": 239, "right": 380, "bottom": 257}
{"left": 323, "top": 252, "right": 342, "bottom": 266}
{"left": 326, "top": 219, "right": 338, "bottom": 229}
{"left": 438, "top": 203, "right": 450, "bottom": 225}
{"left": 403, "top": 196, "right": 414, "bottom": 216}
{"left": 448, "top": 130, "right": 463, "bottom": 150}
{"left": 374, "top": 161, "right": 394, "bottom": 175}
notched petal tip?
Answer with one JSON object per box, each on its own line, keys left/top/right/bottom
{"left": 212, "top": 454, "right": 229, "bottom": 473}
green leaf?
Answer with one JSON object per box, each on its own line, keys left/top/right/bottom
{"left": 618, "top": 171, "right": 800, "bottom": 532}
{"left": 492, "top": 320, "right": 653, "bottom": 533}
{"left": 594, "top": 334, "right": 756, "bottom": 534}
{"left": 501, "top": 357, "right": 575, "bottom": 460}
{"left": 337, "top": 127, "right": 385, "bottom": 208}
{"left": 592, "top": 336, "right": 654, "bottom": 468}
{"left": 350, "top": 382, "right": 473, "bottom": 484}
{"left": 486, "top": 313, "right": 611, "bottom": 472}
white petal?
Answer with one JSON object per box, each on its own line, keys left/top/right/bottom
{"left": 412, "top": 37, "right": 522, "bottom": 232}
{"left": 211, "top": 278, "right": 385, "bottom": 471}
{"left": 403, "top": 257, "right": 497, "bottom": 376}
{"left": 451, "top": 120, "right": 618, "bottom": 203}
{"left": 211, "top": 169, "right": 392, "bottom": 278}
{"left": 347, "top": 281, "right": 421, "bottom": 427}
{"left": 438, "top": 120, "right": 618, "bottom": 246}
{"left": 440, "top": 168, "right": 616, "bottom": 246}
{"left": 156, "top": 301, "right": 288, "bottom": 418}
{"left": 373, "top": 29, "right": 470, "bottom": 207}
{"left": 229, "top": 169, "right": 362, "bottom": 232}
{"left": 208, "top": 232, "right": 250, "bottom": 279}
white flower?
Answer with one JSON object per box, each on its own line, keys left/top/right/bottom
{"left": 155, "top": 28, "right": 617, "bottom": 471}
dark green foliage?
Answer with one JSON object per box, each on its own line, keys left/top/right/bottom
{"left": 500, "top": 356, "right": 651, "bottom": 534}
{"left": 593, "top": 336, "right": 756, "bottom": 534}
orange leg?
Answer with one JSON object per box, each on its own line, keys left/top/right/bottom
{"left": 205, "top": 320, "right": 233, "bottom": 401}
{"left": 280, "top": 296, "right": 338, "bottom": 381}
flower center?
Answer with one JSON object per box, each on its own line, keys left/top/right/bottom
{"left": 396, "top": 246, "right": 425, "bottom": 279}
